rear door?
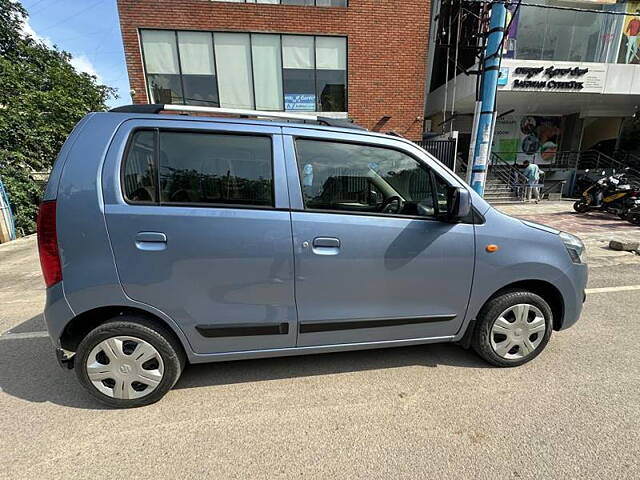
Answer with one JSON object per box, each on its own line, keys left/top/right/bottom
{"left": 283, "top": 128, "right": 475, "bottom": 347}
{"left": 102, "top": 119, "right": 296, "bottom": 355}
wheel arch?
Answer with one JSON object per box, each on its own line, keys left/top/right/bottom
{"left": 59, "top": 305, "right": 189, "bottom": 357}
{"left": 482, "top": 279, "right": 565, "bottom": 331}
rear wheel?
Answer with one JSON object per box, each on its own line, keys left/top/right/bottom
{"left": 75, "top": 317, "right": 185, "bottom": 408}
{"left": 573, "top": 200, "right": 589, "bottom": 213}
{"left": 472, "top": 290, "right": 553, "bottom": 367}
{"left": 628, "top": 211, "right": 640, "bottom": 226}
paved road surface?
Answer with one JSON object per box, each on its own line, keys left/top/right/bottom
{"left": 1, "top": 204, "right": 639, "bottom": 479}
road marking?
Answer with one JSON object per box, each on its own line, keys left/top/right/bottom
{"left": 585, "top": 285, "right": 640, "bottom": 294}
{"left": 0, "top": 331, "right": 49, "bottom": 341}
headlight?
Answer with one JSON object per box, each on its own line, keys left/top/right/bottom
{"left": 560, "top": 232, "right": 586, "bottom": 264}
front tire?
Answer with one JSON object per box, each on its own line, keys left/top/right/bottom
{"left": 573, "top": 200, "right": 589, "bottom": 213}
{"left": 75, "top": 316, "right": 185, "bottom": 408}
{"left": 471, "top": 290, "right": 553, "bottom": 367}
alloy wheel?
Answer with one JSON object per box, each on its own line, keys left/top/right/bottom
{"left": 85, "top": 336, "right": 165, "bottom": 399}
{"left": 490, "top": 304, "right": 547, "bottom": 360}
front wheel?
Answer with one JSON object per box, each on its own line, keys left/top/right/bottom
{"left": 75, "top": 317, "right": 185, "bottom": 408}
{"left": 471, "top": 290, "right": 553, "bottom": 367}
{"left": 573, "top": 200, "right": 590, "bottom": 213}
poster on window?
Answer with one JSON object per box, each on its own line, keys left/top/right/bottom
{"left": 492, "top": 115, "right": 563, "bottom": 164}
{"left": 285, "top": 94, "right": 316, "bottom": 111}
{"left": 618, "top": 2, "right": 640, "bottom": 64}
{"left": 502, "top": 4, "right": 520, "bottom": 59}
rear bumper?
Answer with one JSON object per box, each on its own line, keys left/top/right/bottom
{"left": 43, "top": 282, "right": 75, "bottom": 347}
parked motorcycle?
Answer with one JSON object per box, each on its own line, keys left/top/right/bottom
{"left": 573, "top": 169, "right": 640, "bottom": 218}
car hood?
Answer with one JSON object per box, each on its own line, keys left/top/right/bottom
{"left": 520, "top": 219, "right": 560, "bottom": 235}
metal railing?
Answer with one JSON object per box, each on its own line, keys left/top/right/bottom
{"left": 487, "top": 152, "right": 531, "bottom": 201}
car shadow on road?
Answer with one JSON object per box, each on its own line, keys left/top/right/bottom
{"left": 0, "top": 315, "right": 490, "bottom": 409}
{"left": 175, "top": 343, "right": 489, "bottom": 391}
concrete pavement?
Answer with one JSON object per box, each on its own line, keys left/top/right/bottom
{"left": 1, "top": 205, "right": 639, "bottom": 479}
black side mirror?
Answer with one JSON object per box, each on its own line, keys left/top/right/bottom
{"left": 446, "top": 186, "right": 471, "bottom": 222}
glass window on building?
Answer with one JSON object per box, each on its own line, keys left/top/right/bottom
{"left": 315, "top": 36, "right": 347, "bottom": 112}
{"left": 217, "top": 0, "right": 347, "bottom": 5}
{"left": 507, "top": 1, "right": 625, "bottom": 63}
{"left": 141, "top": 30, "right": 347, "bottom": 112}
{"left": 282, "top": 35, "right": 316, "bottom": 111}
{"left": 252, "top": 34, "right": 283, "bottom": 110}
{"left": 177, "top": 31, "right": 218, "bottom": 107}
{"left": 141, "top": 30, "right": 184, "bottom": 104}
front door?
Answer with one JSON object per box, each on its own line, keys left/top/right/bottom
{"left": 103, "top": 120, "right": 296, "bottom": 355}
{"left": 283, "top": 130, "right": 475, "bottom": 347}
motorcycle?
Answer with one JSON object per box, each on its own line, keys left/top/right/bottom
{"left": 573, "top": 169, "right": 640, "bottom": 219}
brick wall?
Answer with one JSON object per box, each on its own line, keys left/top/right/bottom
{"left": 117, "top": 0, "right": 430, "bottom": 139}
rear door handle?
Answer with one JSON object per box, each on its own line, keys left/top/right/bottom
{"left": 313, "top": 237, "right": 340, "bottom": 248}
{"left": 312, "top": 237, "right": 340, "bottom": 255}
{"left": 136, "top": 232, "right": 167, "bottom": 251}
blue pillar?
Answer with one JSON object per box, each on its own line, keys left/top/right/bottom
{"left": 470, "top": 2, "right": 507, "bottom": 196}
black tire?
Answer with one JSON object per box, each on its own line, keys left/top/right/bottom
{"left": 471, "top": 290, "right": 553, "bottom": 367}
{"left": 75, "top": 316, "right": 185, "bottom": 408}
{"left": 573, "top": 200, "right": 589, "bottom": 213}
{"left": 628, "top": 212, "right": 640, "bottom": 226}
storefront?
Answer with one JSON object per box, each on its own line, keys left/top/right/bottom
{"left": 425, "top": 0, "right": 640, "bottom": 166}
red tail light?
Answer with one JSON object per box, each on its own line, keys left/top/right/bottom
{"left": 37, "top": 200, "right": 62, "bottom": 287}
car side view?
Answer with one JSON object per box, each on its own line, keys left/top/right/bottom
{"left": 38, "top": 104, "right": 588, "bottom": 408}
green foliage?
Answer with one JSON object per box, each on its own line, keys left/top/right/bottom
{"left": 0, "top": 0, "right": 115, "bottom": 236}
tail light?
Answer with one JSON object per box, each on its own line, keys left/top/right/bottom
{"left": 37, "top": 200, "right": 62, "bottom": 287}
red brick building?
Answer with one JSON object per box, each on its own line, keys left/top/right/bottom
{"left": 117, "top": 0, "right": 430, "bottom": 139}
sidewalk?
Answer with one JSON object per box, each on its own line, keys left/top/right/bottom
{"left": 496, "top": 200, "right": 640, "bottom": 267}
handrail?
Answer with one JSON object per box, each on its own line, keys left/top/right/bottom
{"left": 491, "top": 149, "right": 640, "bottom": 178}
{"left": 490, "top": 152, "right": 530, "bottom": 185}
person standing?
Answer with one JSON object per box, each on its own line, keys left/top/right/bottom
{"left": 625, "top": 10, "right": 640, "bottom": 64}
{"left": 522, "top": 160, "right": 541, "bottom": 203}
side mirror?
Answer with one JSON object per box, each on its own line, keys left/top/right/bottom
{"left": 446, "top": 187, "right": 471, "bottom": 222}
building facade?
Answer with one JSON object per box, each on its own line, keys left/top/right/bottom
{"left": 117, "top": 0, "right": 431, "bottom": 139}
{"left": 426, "top": 0, "right": 640, "bottom": 168}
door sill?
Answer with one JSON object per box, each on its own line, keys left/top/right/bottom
{"left": 188, "top": 335, "right": 456, "bottom": 364}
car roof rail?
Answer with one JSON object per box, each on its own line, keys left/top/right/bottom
{"left": 108, "top": 104, "right": 367, "bottom": 131}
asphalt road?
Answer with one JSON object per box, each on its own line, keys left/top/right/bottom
{"left": 1, "top": 229, "right": 639, "bottom": 479}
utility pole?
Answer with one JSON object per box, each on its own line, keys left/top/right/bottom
{"left": 469, "top": 2, "right": 507, "bottom": 196}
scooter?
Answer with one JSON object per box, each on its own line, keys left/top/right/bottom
{"left": 573, "top": 169, "right": 640, "bottom": 219}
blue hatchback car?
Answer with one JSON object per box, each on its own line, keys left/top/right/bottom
{"left": 37, "top": 105, "right": 587, "bottom": 407}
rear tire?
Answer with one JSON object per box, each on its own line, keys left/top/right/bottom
{"left": 75, "top": 316, "right": 185, "bottom": 408}
{"left": 573, "top": 200, "right": 589, "bottom": 213}
{"left": 628, "top": 211, "right": 640, "bottom": 226}
{"left": 471, "top": 290, "right": 553, "bottom": 367}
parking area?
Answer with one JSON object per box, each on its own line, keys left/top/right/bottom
{"left": 1, "top": 203, "right": 639, "bottom": 479}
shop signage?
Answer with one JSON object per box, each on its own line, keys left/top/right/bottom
{"left": 498, "top": 60, "right": 606, "bottom": 94}
{"left": 512, "top": 66, "right": 589, "bottom": 90}
{"left": 284, "top": 94, "right": 316, "bottom": 111}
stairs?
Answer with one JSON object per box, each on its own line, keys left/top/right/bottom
{"left": 483, "top": 178, "right": 523, "bottom": 204}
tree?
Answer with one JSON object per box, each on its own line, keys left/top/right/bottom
{"left": 0, "top": 0, "right": 115, "bottom": 236}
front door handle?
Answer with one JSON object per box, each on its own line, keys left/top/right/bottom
{"left": 136, "top": 232, "right": 167, "bottom": 251}
{"left": 313, "top": 237, "right": 340, "bottom": 248}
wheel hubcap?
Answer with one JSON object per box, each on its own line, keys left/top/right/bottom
{"left": 490, "top": 304, "right": 547, "bottom": 360}
{"left": 86, "top": 336, "right": 164, "bottom": 400}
